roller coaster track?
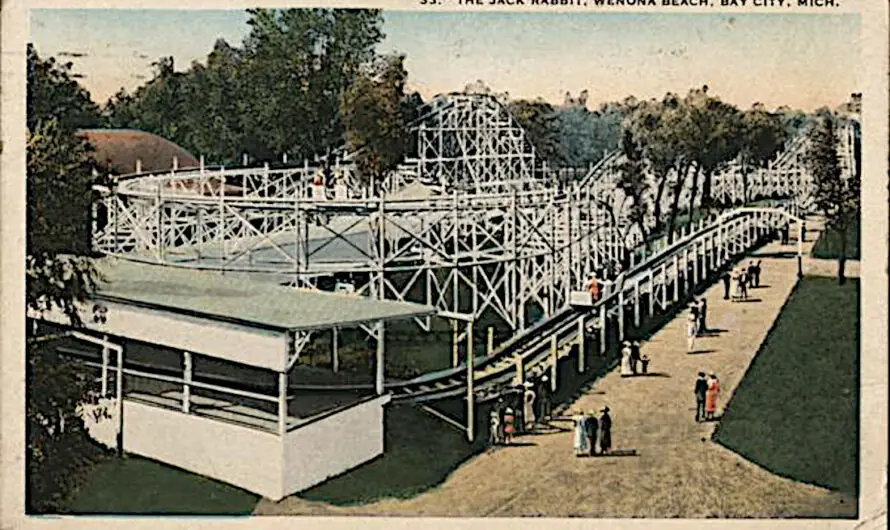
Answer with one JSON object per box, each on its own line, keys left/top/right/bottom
{"left": 58, "top": 203, "right": 799, "bottom": 408}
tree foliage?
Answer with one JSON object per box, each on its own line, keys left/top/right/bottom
{"left": 737, "top": 104, "right": 788, "bottom": 203}
{"left": 806, "top": 111, "right": 860, "bottom": 284}
{"left": 27, "top": 47, "right": 104, "bottom": 513}
{"left": 341, "top": 54, "right": 415, "bottom": 187}
{"left": 507, "top": 98, "right": 563, "bottom": 167}
{"left": 103, "top": 9, "right": 385, "bottom": 166}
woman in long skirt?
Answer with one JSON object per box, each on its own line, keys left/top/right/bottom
{"left": 686, "top": 313, "right": 698, "bottom": 353}
{"left": 523, "top": 385, "right": 537, "bottom": 431}
{"left": 572, "top": 412, "right": 589, "bottom": 456}
{"left": 706, "top": 374, "right": 721, "bottom": 420}
{"left": 620, "top": 342, "right": 633, "bottom": 376}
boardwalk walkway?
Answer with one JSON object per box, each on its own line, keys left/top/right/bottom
{"left": 256, "top": 218, "right": 857, "bottom": 517}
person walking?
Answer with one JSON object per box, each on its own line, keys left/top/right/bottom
{"left": 538, "top": 376, "right": 551, "bottom": 422}
{"left": 620, "top": 342, "right": 634, "bottom": 377}
{"left": 694, "top": 372, "right": 709, "bottom": 422}
{"left": 698, "top": 298, "right": 708, "bottom": 334}
{"left": 503, "top": 407, "right": 516, "bottom": 444}
{"left": 721, "top": 268, "right": 731, "bottom": 300}
{"left": 686, "top": 312, "right": 698, "bottom": 353}
{"left": 706, "top": 373, "right": 721, "bottom": 421}
{"left": 489, "top": 407, "right": 502, "bottom": 445}
{"left": 631, "top": 341, "right": 642, "bottom": 374}
{"left": 572, "top": 411, "right": 589, "bottom": 457}
{"left": 640, "top": 354, "right": 650, "bottom": 374}
{"left": 523, "top": 383, "right": 537, "bottom": 431}
{"left": 739, "top": 270, "right": 749, "bottom": 300}
{"left": 588, "top": 273, "right": 601, "bottom": 302}
{"left": 801, "top": 221, "right": 807, "bottom": 243}
{"left": 495, "top": 398, "right": 506, "bottom": 442}
{"left": 586, "top": 410, "right": 599, "bottom": 456}
{"left": 599, "top": 407, "right": 612, "bottom": 454}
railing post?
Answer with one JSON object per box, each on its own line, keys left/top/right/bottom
{"left": 577, "top": 316, "right": 586, "bottom": 373}
{"left": 647, "top": 269, "right": 654, "bottom": 316}
{"left": 618, "top": 289, "right": 625, "bottom": 340}
{"left": 550, "top": 335, "right": 558, "bottom": 392}
{"left": 672, "top": 255, "right": 679, "bottom": 303}
{"left": 466, "top": 320, "right": 474, "bottom": 443}
{"left": 599, "top": 304, "right": 607, "bottom": 355}
{"left": 633, "top": 279, "right": 641, "bottom": 328}
{"left": 487, "top": 326, "right": 494, "bottom": 356}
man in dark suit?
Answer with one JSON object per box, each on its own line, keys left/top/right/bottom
{"left": 694, "top": 372, "right": 709, "bottom": 422}
{"left": 721, "top": 268, "right": 731, "bottom": 300}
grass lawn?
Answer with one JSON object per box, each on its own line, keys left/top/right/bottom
{"left": 812, "top": 217, "right": 860, "bottom": 260}
{"left": 713, "top": 276, "right": 859, "bottom": 497}
{"left": 64, "top": 455, "right": 259, "bottom": 515}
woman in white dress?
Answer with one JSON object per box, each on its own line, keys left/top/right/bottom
{"left": 686, "top": 312, "right": 697, "bottom": 353}
{"left": 572, "top": 412, "right": 590, "bottom": 456}
{"left": 620, "top": 342, "right": 634, "bottom": 377}
{"left": 523, "top": 384, "right": 537, "bottom": 431}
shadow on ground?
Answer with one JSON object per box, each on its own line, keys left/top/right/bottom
{"left": 712, "top": 277, "right": 859, "bottom": 503}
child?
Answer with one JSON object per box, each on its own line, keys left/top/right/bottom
{"left": 503, "top": 407, "right": 515, "bottom": 444}
{"left": 640, "top": 354, "right": 650, "bottom": 374}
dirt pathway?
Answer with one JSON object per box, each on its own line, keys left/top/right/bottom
{"left": 256, "top": 219, "right": 857, "bottom": 517}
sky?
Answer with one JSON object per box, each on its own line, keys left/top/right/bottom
{"left": 29, "top": 9, "right": 861, "bottom": 111}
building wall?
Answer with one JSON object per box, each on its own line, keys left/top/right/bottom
{"left": 123, "top": 400, "right": 283, "bottom": 499}
{"left": 282, "top": 394, "right": 391, "bottom": 496}
{"left": 118, "top": 396, "right": 392, "bottom": 501}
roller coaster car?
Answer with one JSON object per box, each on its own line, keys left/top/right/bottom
{"left": 569, "top": 291, "right": 596, "bottom": 309}
{"left": 335, "top": 282, "right": 356, "bottom": 294}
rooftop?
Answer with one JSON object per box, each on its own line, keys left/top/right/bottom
{"left": 93, "top": 258, "right": 437, "bottom": 332}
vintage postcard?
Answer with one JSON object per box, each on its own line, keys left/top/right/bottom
{"left": 1, "top": 0, "right": 887, "bottom": 528}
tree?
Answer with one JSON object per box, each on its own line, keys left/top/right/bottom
{"left": 341, "top": 54, "right": 413, "bottom": 188}
{"left": 507, "top": 98, "right": 563, "bottom": 167}
{"left": 737, "top": 105, "right": 788, "bottom": 203}
{"left": 806, "top": 111, "right": 860, "bottom": 285}
{"left": 27, "top": 48, "right": 104, "bottom": 512}
{"left": 27, "top": 44, "right": 100, "bottom": 134}
{"left": 615, "top": 128, "right": 651, "bottom": 250}
{"left": 682, "top": 87, "right": 742, "bottom": 213}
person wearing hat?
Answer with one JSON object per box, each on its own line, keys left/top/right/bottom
{"left": 586, "top": 410, "right": 599, "bottom": 456}
{"left": 686, "top": 312, "right": 698, "bottom": 353}
{"left": 538, "top": 375, "right": 552, "bottom": 422}
{"left": 572, "top": 410, "right": 589, "bottom": 457}
{"left": 620, "top": 342, "right": 634, "bottom": 377}
{"left": 599, "top": 406, "right": 612, "bottom": 454}
{"left": 503, "top": 407, "right": 516, "bottom": 444}
{"left": 721, "top": 266, "right": 731, "bottom": 300}
{"left": 630, "top": 341, "right": 642, "bottom": 374}
{"left": 489, "top": 406, "right": 502, "bottom": 445}
{"left": 705, "top": 373, "right": 721, "bottom": 421}
{"left": 694, "top": 372, "right": 709, "bottom": 422}
{"left": 523, "top": 382, "right": 537, "bottom": 431}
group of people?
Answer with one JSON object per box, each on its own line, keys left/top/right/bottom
{"left": 571, "top": 406, "right": 613, "bottom": 457}
{"left": 686, "top": 297, "right": 708, "bottom": 353}
{"left": 489, "top": 376, "right": 553, "bottom": 445}
{"left": 720, "top": 259, "right": 763, "bottom": 302}
{"left": 693, "top": 372, "right": 721, "bottom": 422}
{"left": 619, "top": 340, "right": 650, "bottom": 377}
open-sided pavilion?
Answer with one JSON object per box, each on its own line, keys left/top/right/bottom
{"left": 29, "top": 257, "right": 440, "bottom": 500}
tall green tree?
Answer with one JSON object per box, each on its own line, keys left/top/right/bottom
{"left": 615, "top": 128, "right": 651, "bottom": 250}
{"left": 806, "top": 111, "right": 860, "bottom": 285}
{"left": 341, "top": 54, "right": 413, "bottom": 188}
{"left": 507, "top": 98, "right": 563, "bottom": 167}
{"left": 239, "top": 8, "right": 384, "bottom": 162}
{"left": 737, "top": 104, "right": 788, "bottom": 203}
{"left": 682, "top": 87, "right": 742, "bottom": 213}
{"left": 26, "top": 48, "right": 104, "bottom": 512}
{"left": 27, "top": 44, "right": 100, "bottom": 134}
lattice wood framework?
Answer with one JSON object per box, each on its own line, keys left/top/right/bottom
{"left": 92, "top": 94, "right": 848, "bottom": 336}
